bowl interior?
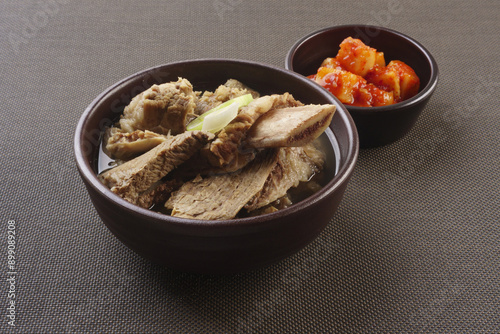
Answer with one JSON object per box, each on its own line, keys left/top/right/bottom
{"left": 75, "top": 59, "right": 359, "bottom": 223}
{"left": 286, "top": 25, "right": 437, "bottom": 103}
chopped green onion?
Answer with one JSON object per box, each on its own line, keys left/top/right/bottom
{"left": 202, "top": 101, "right": 239, "bottom": 133}
{"left": 187, "top": 93, "right": 253, "bottom": 131}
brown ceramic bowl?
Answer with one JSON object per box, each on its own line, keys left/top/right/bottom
{"left": 286, "top": 25, "right": 439, "bottom": 148}
{"left": 74, "top": 59, "right": 358, "bottom": 274}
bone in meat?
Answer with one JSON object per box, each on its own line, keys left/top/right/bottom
{"left": 245, "top": 104, "right": 335, "bottom": 148}
{"left": 119, "top": 78, "right": 198, "bottom": 135}
{"left": 206, "top": 93, "right": 302, "bottom": 168}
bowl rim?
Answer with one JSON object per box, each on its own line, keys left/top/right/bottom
{"left": 74, "top": 58, "right": 359, "bottom": 230}
{"left": 285, "top": 24, "right": 439, "bottom": 114}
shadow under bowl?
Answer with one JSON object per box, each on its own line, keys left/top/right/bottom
{"left": 286, "top": 24, "right": 439, "bottom": 148}
{"left": 74, "top": 59, "right": 359, "bottom": 274}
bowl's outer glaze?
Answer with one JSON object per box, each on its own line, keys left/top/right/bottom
{"left": 286, "top": 25, "right": 439, "bottom": 148}
{"left": 75, "top": 59, "right": 359, "bottom": 274}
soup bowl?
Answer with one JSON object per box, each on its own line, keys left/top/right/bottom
{"left": 286, "top": 25, "right": 439, "bottom": 148}
{"left": 74, "top": 59, "right": 359, "bottom": 274}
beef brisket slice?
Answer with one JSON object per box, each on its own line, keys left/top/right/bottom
{"left": 165, "top": 148, "right": 279, "bottom": 220}
{"left": 245, "top": 144, "right": 325, "bottom": 212}
{"left": 246, "top": 104, "right": 335, "bottom": 148}
{"left": 99, "top": 130, "right": 214, "bottom": 205}
{"left": 135, "top": 179, "right": 183, "bottom": 209}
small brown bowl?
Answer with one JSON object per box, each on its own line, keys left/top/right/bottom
{"left": 74, "top": 59, "right": 358, "bottom": 274}
{"left": 286, "top": 25, "right": 439, "bottom": 148}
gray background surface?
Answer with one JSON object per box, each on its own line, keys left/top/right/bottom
{"left": 1, "top": 0, "right": 499, "bottom": 333}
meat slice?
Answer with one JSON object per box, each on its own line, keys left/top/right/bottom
{"left": 245, "top": 143, "right": 325, "bottom": 212}
{"left": 119, "top": 78, "right": 198, "bottom": 135}
{"left": 165, "top": 148, "right": 279, "bottom": 220}
{"left": 104, "top": 128, "right": 169, "bottom": 160}
{"left": 206, "top": 93, "right": 303, "bottom": 168}
{"left": 99, "top": 131, "right": 214, "bottom": 206}
{"left": 171, "top": 147, "right": 257, "bottom": 178}
{"left": 245, "top": 104, "right": 335, "bottom": 148}
{"left": 194, "top": 79, "right": 259, "bottom": 115}
{"left": 247, "top": 195, "right": 293, "bottom": 217}
{"left": 135, "top": 179, "right": 183, "bottom": 209}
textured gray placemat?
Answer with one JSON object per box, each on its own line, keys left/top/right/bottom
{"left": 1, "top": 0, "right": 499, "bottom": 333}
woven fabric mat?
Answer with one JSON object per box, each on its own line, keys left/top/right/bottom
{"left": 1, "top": 0, "right": 499, "bottom": 333}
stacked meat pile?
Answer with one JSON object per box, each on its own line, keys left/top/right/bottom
{"left": 99, "top": 78, "right": 335, "bottom": 220}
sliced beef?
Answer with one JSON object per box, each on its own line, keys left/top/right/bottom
{"left": 247, "top": 195, "right": 293, "bottom": 217}
{"left": 206, "top": 93, "right": 303, "bottom": 168}
{"left": 245, "top": 143, "right": 325, "bottom": 212}
{"left": 99, "top": 131, "right": 214, "bottom": 206}
{"left": 246, "top": 104, "right": 335, "bottom": 148}
{"left": 119, "top": 78, "right": 198, "bottom": 135}
{"left": 172, "top": 148, "right": 256, "bottom": 178}
{"left": 135, "top": 179, "right": 183, "bottom": 209}
{"left": 105, "top": 128, "right": 169, "bottom": 160}
{"left": 165, "top": 148, "right": 279, "bottom": 220}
